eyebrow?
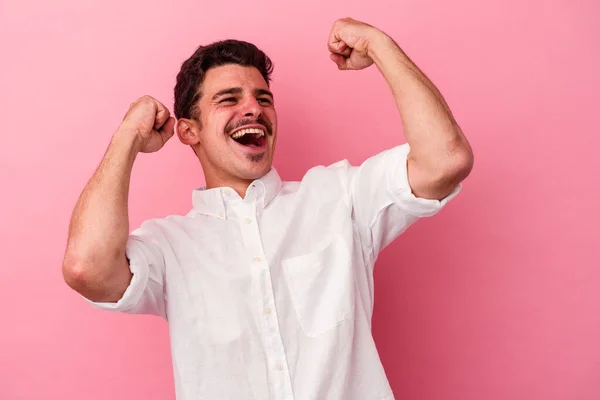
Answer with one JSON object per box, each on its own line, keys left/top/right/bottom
{"left": 254, "top": 88, "right": 274, "bottom": 100}
{"left": 211, "top": 87, "right": 274, "bottom": 101}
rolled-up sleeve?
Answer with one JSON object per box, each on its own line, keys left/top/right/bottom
{"left": 82, "top": 222, "right": 167, "bottom": 319}
{"left": 346, "top": 143, "right": 461, "bottom": 257}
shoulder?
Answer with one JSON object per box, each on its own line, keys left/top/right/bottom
{"left": 275, "top": 158, "right": 358, "bottom": 203}
{"left": 300, "top": 145, "right": 411, "bottom": 182}
{"left": 304, "top": 157, "right": 356, "bottom": 184}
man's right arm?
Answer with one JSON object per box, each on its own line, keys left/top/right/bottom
{"left": 62, "top": 96, "right": 175, "bottom": 303}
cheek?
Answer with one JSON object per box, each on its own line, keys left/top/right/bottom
{"left": 205, "top": 112, "right": 232, "bottom": 137}
{"left": 266, "top": 109, "right": 278, "bottom": 129}
{"left": 220, "top": 111, "right": 240, "bottom": 134}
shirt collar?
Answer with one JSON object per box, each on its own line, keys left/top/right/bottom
{"left": 191, "top": 167, "right": 282, "bottom": 218}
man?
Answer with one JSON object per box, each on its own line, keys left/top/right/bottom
{"left": 62, "top": 17, "right": 473, "bottom": 400}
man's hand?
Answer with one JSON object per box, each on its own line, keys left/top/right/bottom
{"left": 327, "top": 17, "right": 387, "bottom": 70}
{"left": 63, "top": 94, "right": 176, "bottom": 303}
{"left": 118, "top": 95, "right": 176, "bottom": 153}
{"left": 327, "top": 17, "right": 473, "bottom": 200}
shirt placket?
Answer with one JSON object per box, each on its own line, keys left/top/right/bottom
{"left": 234, "top": 199, "right": 294, "bottom": 400}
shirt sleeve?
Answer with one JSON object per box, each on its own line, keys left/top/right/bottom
{"left": 81, "top": 221, "right": 167, "bottom": 320}
{"left": 345, "top": 143, "right": 461, "bottom": 258}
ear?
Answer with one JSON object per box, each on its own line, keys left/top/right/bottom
{"left": 176, "top": 118, "right": 201, "bottom": 146}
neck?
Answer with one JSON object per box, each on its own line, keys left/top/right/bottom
{"left": 195, "top": 148, "right": 255, "bottom": 198}
{"left": 204, "top": 174, "right": 253, "bottom": 198}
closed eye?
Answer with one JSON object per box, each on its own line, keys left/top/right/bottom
{"left": 258, "top": 97, "right": 273, "bottom": 105}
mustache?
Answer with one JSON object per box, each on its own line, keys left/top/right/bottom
{"left": 224, "top": 116, "right": 273, "bottom": 136}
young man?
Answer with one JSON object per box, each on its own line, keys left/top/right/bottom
{"left": 62, "top": 17, "right": 473, "bottom": 400}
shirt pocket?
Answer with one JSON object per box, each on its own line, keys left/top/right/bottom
{"left": 282, "top": 235, "right": 354, "bottom": 337}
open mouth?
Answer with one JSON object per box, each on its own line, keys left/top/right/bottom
{"left": 230, "top": 127, "right": 266, "bottom": 148}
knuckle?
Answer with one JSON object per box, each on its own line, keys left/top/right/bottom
{"left": 139, "top": 95, "right": 155, "bottom": 106}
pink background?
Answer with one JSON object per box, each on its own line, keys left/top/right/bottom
{"left": 1, "top": 0, "right": 599, "bottom": 399}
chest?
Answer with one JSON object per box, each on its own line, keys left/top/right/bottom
{"left": 160, "top": 190, "right": 363, "bottom": 341}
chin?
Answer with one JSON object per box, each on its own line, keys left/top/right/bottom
{"left": 239, "top": 162, "right": 272, "bottom": 180}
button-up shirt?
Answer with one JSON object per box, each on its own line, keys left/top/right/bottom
{"left": 85, "top": 144, "right": 461, "bottom": 400}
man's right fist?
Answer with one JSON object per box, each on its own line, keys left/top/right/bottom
{"left": 119, "top": 95, "right": 176, "bottom": 153}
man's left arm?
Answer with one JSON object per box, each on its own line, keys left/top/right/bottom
{"left": 328, "top": 17, "right": 474, "bottom": 200}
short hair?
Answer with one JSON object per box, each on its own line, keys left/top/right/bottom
{"left": 174, "top": 39, "right": 274, "bottom": 120}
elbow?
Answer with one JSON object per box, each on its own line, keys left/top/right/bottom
{"left": 62, "top": 251, "right": 111, "bottom": 297}
{"left": 447, "top": 144, "right": 474, "bottom": 184}
{"left": 62, "top": 252, "right": 93, "bottom": 293}
{"left": 407, "top": 136, "right": 473, "bottom": 200}
{"left": 62, "top": 249, "right": 131, "bottom": 302}
{"left": 438, "top": 132, "right": 473, "bottom": 182}
{"left": 417, "top": 143, "right": 474, "bottom": 199}
{"left": 418, "top": 133, "right": 474, "bottom": 184}
{"left": 62, "top": 257, "right": 110, "bottom": 302}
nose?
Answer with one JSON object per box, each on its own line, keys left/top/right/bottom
{"left": 241, "top": 96, "right": 261, "bottom": 118}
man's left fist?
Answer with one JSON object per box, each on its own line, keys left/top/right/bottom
{"left": 327, "top": 17, "right": 383, "bottom": 70}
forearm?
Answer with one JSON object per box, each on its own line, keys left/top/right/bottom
{"left": 63, "top": 130, "right": 141, "bottom": 298}
{"left": 369, "top": 33, "right": 473, "bottom": 193}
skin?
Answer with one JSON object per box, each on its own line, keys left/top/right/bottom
{"left": 62, "top": 17, "right": 473, "bottom": 303}
{"left": 327, "top": 17, "right": 473, "bottom": 199}
{"left": 176, "top": 65, "right": 278, "bottom": 198}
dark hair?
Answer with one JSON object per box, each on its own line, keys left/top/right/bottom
{"left": 174, "top": 39, "right": 274, "bottom": 120}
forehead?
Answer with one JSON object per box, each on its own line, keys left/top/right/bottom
{"left": 202, "top": 64, "right": 269, "bottom": 95}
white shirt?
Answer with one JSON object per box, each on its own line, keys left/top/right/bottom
{"left": 86, "top": 143, "right": 460, "bottom": 400}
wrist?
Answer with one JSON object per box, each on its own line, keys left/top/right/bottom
{"left": 111, "top": 126, "right": 144, "bottom": 157}
{"left": 367, "top": 30, "right": 403, "bottom": 67}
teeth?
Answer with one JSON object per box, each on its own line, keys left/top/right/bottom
{"left": 231, "top": 128, "right": 265, "bottom": 139}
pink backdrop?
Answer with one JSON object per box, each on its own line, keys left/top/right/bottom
{"left": 1, "top": 0, "right": 599, "bottom": 399}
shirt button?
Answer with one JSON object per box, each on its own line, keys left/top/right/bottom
{"left": 264, "top": 200, "right": 268, "bottom": 206}
{"left": 224, "top": 189, "right": 232, "bottom": 196}
{"left": 275, "top": 363, "right": 283, "bottom": 371}
{"left": 264, "top": 307, "right": 272, "bottom": 315}
{"left": 219, "top": 211, "right": 225, "bottom": 218}
{"left": 245, "top": 218, "right": 252, "bottom": 224}
{"left": 253, "top": 257, "right": 262, "bottom": 263}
